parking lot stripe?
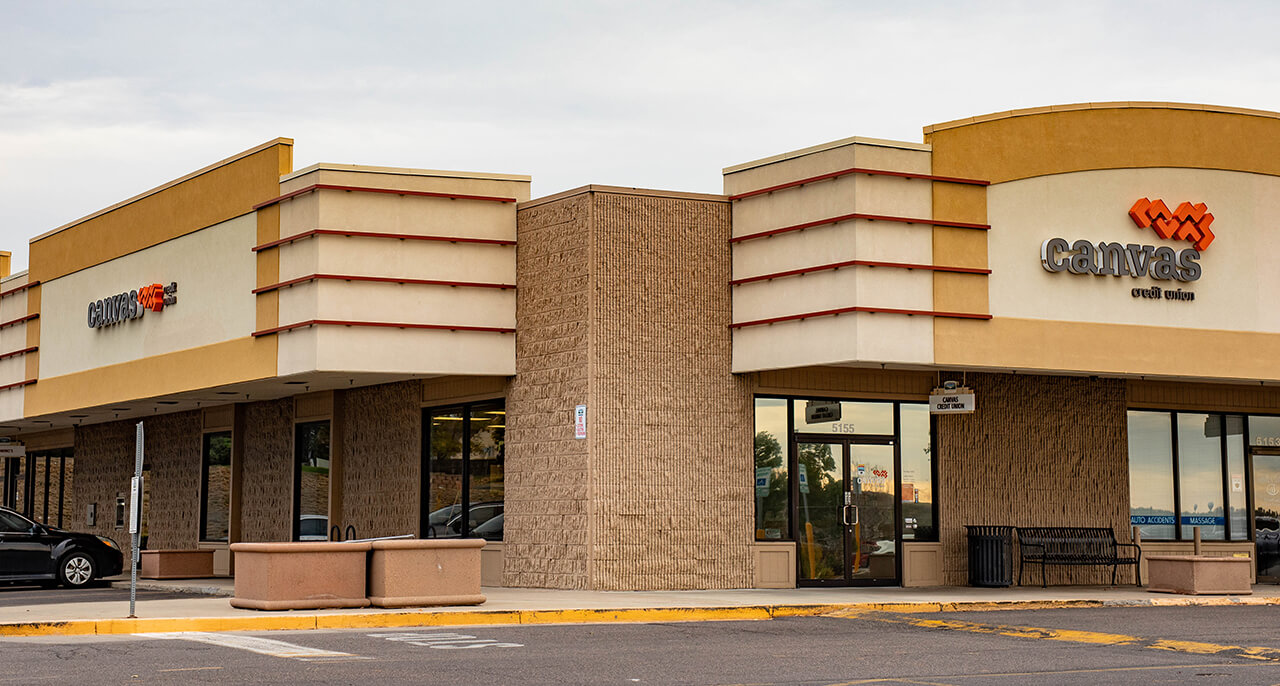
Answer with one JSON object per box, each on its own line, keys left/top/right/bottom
{"left": 831, "top": 610, "right": 1280, "bottom": 662}
{"left": 137, "top": 631, "right": 355, "bottom": 659}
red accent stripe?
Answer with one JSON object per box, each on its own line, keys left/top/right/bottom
{"left": 0, "top": 281, "right": 40, "bottom": 299}
{"left": 731, "top": 260, "right": 991, "bottom": 285}
{"left": 0, "top": 313, "right": 38, "bottom": 330}
{"left": 0, "top": 347, "right": 37, "bottom": 362}
{"left": 252, "top": 319, "right": 516, "bottom": 338}
{"left": 728, "top": 166, "right": 989, "bottom": 201}
{"left": 253, "top": 183, "right": 517, "bottom": 210}
{"left": 252, "top": 274, "right": 516, "bottom": 295}
{"left": 730, "top": 306, "right": 992, "bottom": 329}
{"left": 730, "top": 212, "right": 990, "bottom": 244}
{"left": 0, "top": 378, "right": 36, "bottom": 392}
{"left": 252, "top": 228, "right": 516, "bottom": 253}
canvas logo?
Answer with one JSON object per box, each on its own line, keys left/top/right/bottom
{"left": 87, "top": 282, "right": 177, "bottom": 329}
{"left": 1129, "top": 198, "right": 1215, "bottom": 251}
{"left": 1039, "top": 199, "right": 1213, "bottom": 284}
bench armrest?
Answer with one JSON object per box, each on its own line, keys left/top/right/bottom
{"left": 1114, "top": 542, "right": 1142, "bottom": 558}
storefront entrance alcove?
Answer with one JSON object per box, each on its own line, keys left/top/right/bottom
{"left": 754, "top": 397, "right": 936, "bottom": 588}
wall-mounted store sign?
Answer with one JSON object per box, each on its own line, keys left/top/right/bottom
{"left": 87, "top": 282, "right": 177, "bottom": 329}
{"left": 929, "top": 385, "right": 976, "bottom": 414}
{"left": 1038, "top": 199, "right": 1214, "bottom": 301}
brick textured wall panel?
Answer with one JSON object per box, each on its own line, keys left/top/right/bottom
{"left": 342, "top": 380, "right": 421, "bottom": 538}
{"left": 937, "top": 373, "right": 1129, "bottom": 586}
{"left": 73, "top": 421, "right": 138, "bottom": 558}
{"left": 240, "top": 399, "right": 293, "bottom": 542}
{"left": 142, "top": 411, "right": 202, "bottom": 549}
{"left": 508, "top": 194, "right": 593, "bottom": 589}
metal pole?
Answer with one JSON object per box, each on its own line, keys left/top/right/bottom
{"left": 129, "top": 422, "right": 144, "bottom": 618}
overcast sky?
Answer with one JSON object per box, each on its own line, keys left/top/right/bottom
{"left": 2, "top": 1, "right": 1278, "bottom": 271}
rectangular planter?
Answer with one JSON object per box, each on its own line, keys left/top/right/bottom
{"left": 229, "top": 541, "right": 371, "bottom": 610}
{"left": 1146, "top": 555, "right": 1252, "bottom": 595}
{"left": 368, "top": 539, "right": 486, "bottom": 608}
{"left": 140, "top": 549, "right": 215, "bottom": 579}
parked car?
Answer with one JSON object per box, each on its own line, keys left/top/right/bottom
{"left": 424, "top": 504, "right": 464, "bottom": 538}
{"left": 0, "top": 506, "right": 123, "bottom": 588}
{"left": 443, "top": 502, "right": 504, "bottom": 538}
{"left": 471, "top": 513, "right": 503, "bottom": 541}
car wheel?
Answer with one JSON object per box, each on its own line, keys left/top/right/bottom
{"left": 58, "top": 552, "right": 96, "bottom": 589}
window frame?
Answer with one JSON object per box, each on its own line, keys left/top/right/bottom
{"left": 291, "top": 419, "right": 332, "bottom": 542}
{"left": 420, "top": 399, "right": 505, "bottom": 540}
{"left": 198, "top": 430, "right": 232, "bottom": 543}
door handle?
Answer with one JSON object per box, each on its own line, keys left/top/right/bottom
{"left": 842, "top": 505, "right": 860, "bottom": 527}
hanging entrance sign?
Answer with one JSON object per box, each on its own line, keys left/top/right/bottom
{"left": 805, "top": 401, "right": 841, "bottom": 424}
{"left": 929, "top": 385, "right": 976, "bottom": 414}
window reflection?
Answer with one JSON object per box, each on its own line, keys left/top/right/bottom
{"left": 201, "top": 432, "right": 231, "bottom": 542}
{"left": 1226, "top": 416, "right": 1247, "bottom": 541}
{"left": 1178, "top": 414, "right": 1225, "bottom": 540}
{"left": 427, "top": 411, "right": 465, "bottom": 538}
{"left": 294, "top": 421, "right": 330, "bottom": 541}
{"left": 793, "top": 401, "right": 894, "bottom": 435}
{"left": 426, "top": 402, "right": 505, "bottom": 541}
{"left": 754, "top": 398, "right": 789, "bottom": 540}
{"left": 899, "top": 404, "right": 934, "bottom": 541}
{"left": 467, "top": 404, "right": 505, "bottom": 541}
{"left": 1128, "top": 411, "right": 1177, "bottom": 540}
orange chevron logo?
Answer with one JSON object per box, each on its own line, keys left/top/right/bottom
{"left": 138, "top": 283, "right": 166, "bottom": 312}
{"left": 1129, "top": 198, "right": 1215, "bottom": 251}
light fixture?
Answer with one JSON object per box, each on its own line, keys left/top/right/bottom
{"left": 157, "top": 401, "right": 179, "bottom": 405}
{"left": 69, "top": 414, "right": 88, "bottom": 418}
{"left": 284, "top": 381, "right": 307, "bottom": 385}
{"left": 216, "top": 391, "right": 239, "bottom": 396}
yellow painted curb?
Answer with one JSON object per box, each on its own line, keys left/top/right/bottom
{"left": 3, "top": 596, "right": 1279, "bottom": 637}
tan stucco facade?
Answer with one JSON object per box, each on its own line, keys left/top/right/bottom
{"left": 5, "top": 103, "right": 1280, "bottom": 593}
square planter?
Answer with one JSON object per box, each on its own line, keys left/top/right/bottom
{"left": 140, "top": 549, "right": 215, "bottom": 579}
{"left": 1146, "top": 555, "right": 1252, "bottom": 595}
{"left": 229, "top": 541, "right": 371, "bottom": 610}
{"left": 368, "top": 539, "right": 486, "bottom": 608}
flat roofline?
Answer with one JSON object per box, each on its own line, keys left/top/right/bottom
{"left": 924, "top": 101, "right": 1280, "bottom": 134}
{"left": 283, "top": 163, "right": 530, "bottom": 184}
{"left": 519, "top": 184, "right": 728, "bottom": 210}
{"left": 723, "top": 135, "right": 931, "bottom": 176}
{"left": 1, "top": 269, "right": 29, "bottom": 285}
{"left": 30, "top": 138, "right": 294, "bottom": 244}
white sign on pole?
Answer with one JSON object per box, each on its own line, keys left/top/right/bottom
{"left": 929, "top": 391, "right": 976, "bottom": 414}
{"left": 128, "top": 477, "right": 142, "bottom": 534}
{"left": 574, "top": 405, "right": 587, "bottom": 439}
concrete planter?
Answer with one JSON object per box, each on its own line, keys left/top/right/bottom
{"left": 1146, "top": 555, "right": 1252, "bottom": 595}
{"left": 368, "top": 539, "right": 486, "bottom": 608}
{"left": 140, "top": 549, "right": 215, "bottom": 579}
{"left": 229, "top": 541, "right": 371, "bottom": 610}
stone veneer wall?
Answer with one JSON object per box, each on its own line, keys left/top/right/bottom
{"left": 72, "top": 421, "right": 138, "bottom": 557}
{"left": 509, "top": 189, "right": 751, "bottom": 590}
{"left": 507, "top": 192, "right": 592, "bottom": 588}
{"left": 142, "top": 410, "right": 202, "bottom": 549}
{"left": 239, "top": 399, "right": 293, "bottom": 542}
{"left": 936, "top": 373, "right": 1129, "bottom": 585}
{"left": 342, "top": 380, "right": 421, "bottom": 538}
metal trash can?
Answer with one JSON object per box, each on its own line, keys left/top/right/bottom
{"left": 966, "top": 525, "right": 1013, "bottom": 587}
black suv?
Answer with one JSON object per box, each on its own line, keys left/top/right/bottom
{"left": 0, "top": 506, "right": 123, "bottom": 588}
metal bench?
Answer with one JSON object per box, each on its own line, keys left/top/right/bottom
{"left": 1016, "top": 526, "right": 1142, "bottom": 587}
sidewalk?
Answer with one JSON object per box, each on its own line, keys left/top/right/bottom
{"left": 3, "top": 579, "right": 1278, "bottom": 637}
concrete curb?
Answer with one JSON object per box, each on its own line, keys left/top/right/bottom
{"left": 108, "top": 580, "right": 234, "bottom": 597}
{"left": 4, "top": 595, "right": 1280, "bottom": 637}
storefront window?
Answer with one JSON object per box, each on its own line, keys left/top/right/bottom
{"left": 467, "top": 403, "right": 505, "bottom": 541}
{"left": 1127, "top": 411, "right": 1177, "bottom": 540}
{"left": 200, "top": 432, "right": 231, "bottom": 542}
{"left": 1248, "top": 415, "right": 1280, "bottom": 447}
{"left": 793, "top": 400, "right": 893, "bottom": 436}
{"left": 1177, "top": 414, "right": 1226, "bottom": 540}
{"left": 899, "top": 403, "right": 934, "bottom": 541}
{"left": 754, "top": 398, "right": 789, "bottom": 540}
{"left": 424, "top": 400, "right": 505, "bottom": 540}
{"left": 293, "top": 421, "right": 330, "bottom": 541}
{"left": 1226, "top": 416, "right": 1248, "bottom": 540}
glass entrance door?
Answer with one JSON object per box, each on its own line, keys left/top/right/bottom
{"left": 1251, "top": 451, "right": 1280, "bottom": 581}
{"left": 796, "top": 440, "right": 897, "bottom": 586}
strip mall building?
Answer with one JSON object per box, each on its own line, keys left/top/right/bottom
{"left": 3, "top": 102, "right": 1279, "bottom": 590}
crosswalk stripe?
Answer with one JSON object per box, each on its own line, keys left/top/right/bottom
{"left": 137, "top": 632, "right": 355, "bottom": 659}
